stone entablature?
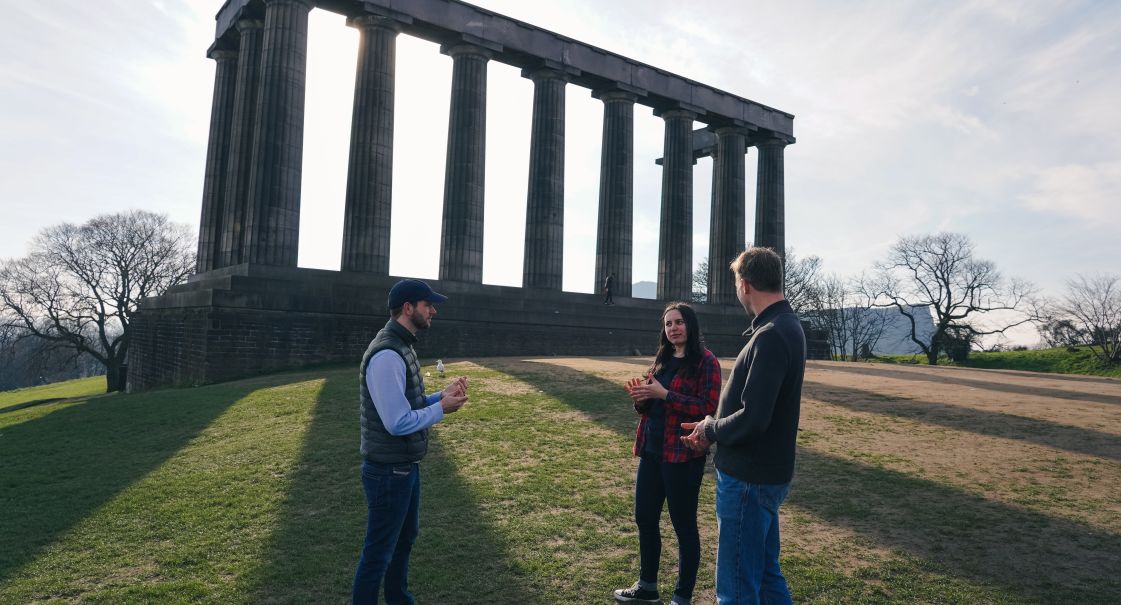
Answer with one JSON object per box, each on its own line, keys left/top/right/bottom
{"left": 214, "top": 0, "right": 795, "bottom": 137}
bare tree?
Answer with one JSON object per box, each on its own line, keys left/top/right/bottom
{"left": 692, "top": 257, "right": 709, "bottom": 304}
{"left": 783, "top": 248, "right": 823, "bottom": 316}
{"left": 1039, "top": 318, "right": 1087, "bottom": 349}
{"left": 872, "top": 232, "right": 1035, "bottom": 365}
{"left": 0, "top": 210, "right": 195, "bottom": 391}
{"left": 846, "top": 273, "right": 894, "bottom": 359}
{"left": 806, "top": 272, "right": 847, "bottom": 359}
{"left": 800, "top": 272, "right": 892, "bottom": 360}
{"left": 695, "top": 248, "right": 822, "bottom": 310}
{"left": 1051, "top": 274, "right": 1120, "bottom": 365}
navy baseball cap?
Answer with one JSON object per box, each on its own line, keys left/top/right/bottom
{"left": 388, "top": 279, "right": 448, "bottom": 308}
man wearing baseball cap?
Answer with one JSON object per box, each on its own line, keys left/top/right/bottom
{"left": 353, "top": 279, "right": 469, "bottom": 604}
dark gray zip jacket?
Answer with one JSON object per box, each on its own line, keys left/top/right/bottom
{"left": 707, "top": 299, "right": 806, "bottom": 484}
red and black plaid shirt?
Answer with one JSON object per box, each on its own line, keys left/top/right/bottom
{"left": 633, "top": 348, "right": 721, "bottom": 462}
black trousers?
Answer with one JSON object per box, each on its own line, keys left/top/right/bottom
{"left": 635, "top": 453, "right": 705, "bottom": 600}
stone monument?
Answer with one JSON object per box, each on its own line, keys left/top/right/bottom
{"left": 127, "top": 0, "right": 797, "bottom": 390}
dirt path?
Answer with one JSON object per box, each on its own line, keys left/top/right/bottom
{"left": 471, "top": 356, "right": 1121, "bottom": 596}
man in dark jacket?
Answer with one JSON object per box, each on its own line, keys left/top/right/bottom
{"left": 682, "top": 247, "right": 805, "bottom": 605}
{"left": 353, "top": 279, "right": 469, "bottom": 605}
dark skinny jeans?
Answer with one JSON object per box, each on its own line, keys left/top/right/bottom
{"left": 635, "top": 453, "right": 706, "bottom": 600}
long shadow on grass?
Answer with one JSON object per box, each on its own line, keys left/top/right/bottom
{"left": 245, "top": 370, "right": 536, "bottom": 604}
{"left": 805, "top": 380, "right": 1121, "bottom": 462}
{"left": 818, "top": 363, "right": 1121, "bottom": 406}
{"left": 0, "top": 380, "right": 255, "bottom": 582}
{"left": 792, "top": 448, "right": 1121, "bottom": 602}
{"left": 488, "top": 359, "right": 1121, "bottom": 602}
{"left": 475, "top": 358, "right": 641, "bottom": 438}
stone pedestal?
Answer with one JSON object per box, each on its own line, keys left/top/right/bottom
{"left": 127, "top": 264, "right": 754, "bottom": 390}
{"left": 341, "top": 16, "right": 400, "bottom": 274}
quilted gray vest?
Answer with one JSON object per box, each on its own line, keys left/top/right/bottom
{"left": 359, "top": 319, "right": 429, "bottom": 464}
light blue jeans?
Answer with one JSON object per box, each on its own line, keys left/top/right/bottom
{"left": 715, "top": 470, "right": 792, "bottom": 605}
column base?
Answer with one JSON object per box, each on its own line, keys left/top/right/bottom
{"left": 127, "top": 265, "right": 769, "bottom": 391}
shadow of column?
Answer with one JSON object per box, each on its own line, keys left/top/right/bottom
{"left": 804, "top": 379, "right": 1121, "bottom": 461}
{"left": 817, "top": 363, "right": 1121, "bottom": 406}
{"left": 482, "top": 358, "right": 1121, "bottom": 603}
{"left": 791, "top": 449, "right": 1121, "bottom": 602}
{"left": 242, "top": 369, "right": 537, "bottom": 604}
{"left": 0, "top": 380, "right": 256, "bottom": 582}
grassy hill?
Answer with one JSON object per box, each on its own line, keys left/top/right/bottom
{"left": 2, "top": 360, "right": 1118, "bottom": 603}
{"left": 0, "top": 376, "right": 106, "bottom": 413}
{"left": 877, "top": 346, "right": 1121, "bottom": 378}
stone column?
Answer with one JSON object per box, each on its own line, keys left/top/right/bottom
{"left": 340, "top": 15, "right": 400, "bottom": 274}
{"left": 218, "top": 18, "right": 264, "bottom": 267}
{"left": 754, "top": 136, "right": 788, "bottom": 259}
{"left": 656, "top": 109, "right": 696, "bottom": 301}
{"left": 522, "top": 68, "right": 566, "bottom": 290}
{"left": 593, "top": 89, "right": 637, "bottom": 298}
{"left": 439, "top": 44, "right": 491, "bottom": 283}
{"left": 243, "top": 0, "right": 313, "bottom": 267}
{"left": 708, "top": 127, "right": 748, "bottom": 305}
{"left": 195, "top": 47, "right": 238, "bottom": 274}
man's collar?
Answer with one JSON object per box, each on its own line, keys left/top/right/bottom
{"left": 385, "top": 318, "right": 418, "bottom": 343}
{"left": 751, "top": 298, "right": 792, "bottom": 330}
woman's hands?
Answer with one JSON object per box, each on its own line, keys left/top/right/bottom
{"left": 624, "top": 375, "right": 668, "bottom": 402}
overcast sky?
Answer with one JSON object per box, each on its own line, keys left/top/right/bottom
{"left": 2, "top": 1, "right": 1119, "bottom": 336}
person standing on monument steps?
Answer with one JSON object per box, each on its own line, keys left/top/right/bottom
{"left": 604, "top": 272, "right": 616, "bottom": 305}
{"left": 682, "top": 247, "right": 806, "bottom": 605}
{"left": 353, "top": 278, "right": 469, "bottom": 605}
{"left": 615, "top": 302, "right": 721, "bottom": 605}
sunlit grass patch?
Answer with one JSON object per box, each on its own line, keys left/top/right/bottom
{"left": 0, "top": 375, "right": 106, "bottom": 414}
{"left": 2, "top": 359, "right": 1119, "bottom": 603}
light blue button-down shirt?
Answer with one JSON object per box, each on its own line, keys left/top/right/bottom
{"left": 366, "top": 349, "right": 445, "bottom": 436}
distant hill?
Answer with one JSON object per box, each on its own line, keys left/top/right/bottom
{"left": 873, "top": 305, "right": 935, "bottom": 355}
{"left": 830, "top": 305, "right": 935, "bottom": 356}
{"left": 632, "top": 281, "right": 656, "bottom": 299}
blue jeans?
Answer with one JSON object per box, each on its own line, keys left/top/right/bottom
{"left": 353, "top": 461, "right": 420, "bottom": 605}
{"left": 714, "top": 470, "right": 792, "bottom": 605}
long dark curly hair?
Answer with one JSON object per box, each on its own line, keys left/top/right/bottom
{"left": 651, "top": 302, "right": 704, "bottom": 376}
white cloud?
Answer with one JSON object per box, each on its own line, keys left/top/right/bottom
{"left": 2, "top": 0, "right": 1119, "bottom": 306}
{"left": 1022, "top": 161, "right": 1121, "bottom": 226}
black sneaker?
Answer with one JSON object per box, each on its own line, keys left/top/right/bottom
{"left": 613, "top": 581, "right": 661, "bottom": 603}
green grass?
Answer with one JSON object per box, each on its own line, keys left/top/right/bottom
{"left": 875, "top": 346, "right": 1121, "bottom": 378}
{"left": 0, "top": 376, "right": 106, "bottom": 413}
{"left": 1, "top": 360, "right": 1117, "bottom": 603}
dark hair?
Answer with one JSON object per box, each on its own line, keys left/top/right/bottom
{"left": 730, "top": 247, "right": 784, "bottom": 293}
{"left": 651, "top": 302, "right": 705, "bottom": 376}
{"left": 389, "top": 305, "right": 404, "bottom": 318}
